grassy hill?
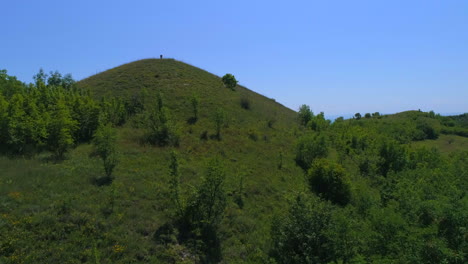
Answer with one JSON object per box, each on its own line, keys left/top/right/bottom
{"left": 77, "top": 58, "right": 296, "bottom": 130}
{"left": 1, "top": 60, "right": 467, "bottom": 263}
{"left": 2, "top": 59, "right": 307, "bottom": 263}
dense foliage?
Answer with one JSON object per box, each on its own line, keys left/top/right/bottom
{"left": 272, "top": 105, "right": 468, "bottom": 264}
{"left": 0, "top": 69, "right": 99, "bottom": 157}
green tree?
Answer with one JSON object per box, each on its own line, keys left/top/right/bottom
{"left": 221, "top": 73, "right": 238, "bottom": 90}
{"left": 169, "top": 151, "right": 183, "bottom": 218}
{"left": 61, "top": 73, "right": 75, "bottom": 89}
{"left": 93, "top": 123, "right": 118, "bottom": 178}
{"left": 145, "top": 96, "right": 179, "bottom": 146}
{"left": 0, "top": 94, "right": 8, "bottom": 145}
{"left": 378, "top": 140, "right": 407, "bottom": 176}
{"left": 184, "top": 158, "right": 227, "bottom": 262}
{"left": 71, "top": 96, "right": 100, "bottom": 142}
{"left": 47, "top": 98, "right": 77, "bottom": 159}
{"left": 298, "top": 104, "right": 313, "bottom": 126}
{"left": 309, "top": 112, "right": 330, "bottom": 132}
{"left": 354, "top": 113, "right": 362, "bottom": 120}
{"left": 307, "top": 159, "right": 351, "bottom": 206}
{"left": 213, "top": 108, "right": 226, "bottom": 140}
{"left": 47, "top": 71, "right": 62, "bottom": 87}
{"left": 33, "top": 68, "right": 47, "bottom": 87}
{"left": 295, "top": 133, "right": 328, "bottom": 171}
{"left": 191, "top": 94, "right": 199, "bottom": 122}
{"left": 271, "top": 195, "right": 335, "bottom": 264}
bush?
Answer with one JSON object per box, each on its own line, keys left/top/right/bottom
{"left": 93, "top": 123, "right": 118, "bottom": 180}
{"left": 200, "top": 130, "right": 208, "bottom": 140}
{"left": 307, "top": 159, "right": 351, "bottom": 206}
{"left": 144, "top": 96, "right": 180, "bottom": 147}
{"left": 295, "top": 134, "right": 328, "bottom": 171}
{"left": 247, "top": 129, "right": 258, "bottom": 141}
{"left": 213, "top": 108, "right": 226, "bottom": 140}
{"left": 271, "top": 195, "right": 335, "bottom": 264}
{"left": 221, "top": 74, "right": 238, "bottom": 90}
{"left": 240, "top": 97, "right": 251, "bottom": 110}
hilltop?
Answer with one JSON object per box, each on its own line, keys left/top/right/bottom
{"left": 77, "top": 59, "right": 296, "bottom": 129}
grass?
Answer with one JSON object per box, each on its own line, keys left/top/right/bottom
{"left": 1, "top": 59, "right": 305, "bottom": 263}
{"left": 411, "top": 134, "right": 468, "bottom": 154}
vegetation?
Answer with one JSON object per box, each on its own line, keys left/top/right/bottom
{"left": 1, "top": 60, "right": 467, "bottom": 263}
{"left": 93, "top": 123, "right": 118, "bottom": 184}
{"left": 221, "top": 73, "right": 238, "bottom": 90}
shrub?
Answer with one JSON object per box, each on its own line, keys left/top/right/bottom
{"left": 213, "top": 108, "right": 226, "bottom": 140}
{"left": 308, "top": 159, "right": 351, "bottom": 206}
{"left": 93, "top": 123, "right": 118, "bottom": 180}
{"left": 247, "top": 129, "right": 258, "bottom": 141}
{"left": 271, "top": 195, "right": 335, "bottom": 264}
{"left": 144, "top": 98, "right": 180, "bottom": 147}
{"left": 295, "top": 134, "right": 328, "bottom": 171}
{"left": 190, "top": 95, "right": 199, "bottom": 123}
{"left": 221, "top": 74, "right": 238, "bottom": 90}
{"left": 240, "top": 97, "right": 251, "bottom": 110}
{"left": 200, "top": 130, "right": 208, "bottom": 140}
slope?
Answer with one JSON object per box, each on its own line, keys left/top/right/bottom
{"left": 77, "top": 58, "right": 296, "bottom": 130}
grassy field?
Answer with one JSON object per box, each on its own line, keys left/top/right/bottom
{"left": 411, "top": 134, "right": 468, "bottom": 154}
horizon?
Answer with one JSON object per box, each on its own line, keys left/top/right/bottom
{"left": 1, "top": 0, "right": 467, "bottom": 115}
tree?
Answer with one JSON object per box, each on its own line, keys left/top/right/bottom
{"left": 309, "top": 112, "right": 330, "bottom": 132}
{"left": 221, "top": 74, "right": 238, "bottom": 90}
{"left": 354, "top": 113, "right": 362, "bottom": 120}
{"left": 93, "top": 123, "right": 118, "bottom": 178}
{"left": 378, "top": 140, "right": 407, "bottom": 177}
{"left": 169, "top": 151, "right": 183, "bottom": 217}
{"left": 295, "top": 133, "right": 328, "bottom": 171}
{"left": 271, "top": 195, "right": 335, "bottom": 264}
{"left": 307, "top": 159, "right": 351, "bottom": 206}
{"left": 298, "top": 104, "right": 313, "bottom": 126}
{"left": 0, "top": 94, "right": 8, "bottom": 145}
{"left": 190, "top": 94, "right": 199, "bottom": 122}
{"left": 364, "top": 113, "right": 371, "bottom": 118}
{"left": 33, "top": 68, "right": 47, "bottom": 87}
{"left": 145, "top": 96, "right": 179, "bottom": 146}
{"left": 47, "top": 71, "right": 63, "bottom": 87}
{"left": 213, "top": 108, "right": 226, "bottom": 140}
{"left": 183, "top": 158, "right": 227, "bottom": 262}
{"left": 47, "top": 98, "right": 77, "bottom": 159}
{"left": 61, "top": 73, "right": 75, "bottom": 89}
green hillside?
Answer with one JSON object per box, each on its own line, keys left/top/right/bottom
{"left": 1, "top": 61, "right": 307, "bottom": 263}
{"left": 77, "top": 59, "right": 296, "bottom": 130}
{"left": 1, "top": 62, "right": 467, "bottom": 264}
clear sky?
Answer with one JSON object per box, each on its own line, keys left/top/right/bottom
{"left": 1, "top": 0, "right": 467, "bottom": 116}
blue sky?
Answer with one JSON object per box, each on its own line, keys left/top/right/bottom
{"left": 1, "top": 0, "right": 467, "bottom": 116}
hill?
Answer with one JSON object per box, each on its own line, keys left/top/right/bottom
{"left": 1, "top": 60, "right": 307, "bottom": 263}
{"left": 77, "top": 58, "right": 296, "bottom": 129}
{"left": 1, "top": 62, "right": 467, "bottom": 263}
